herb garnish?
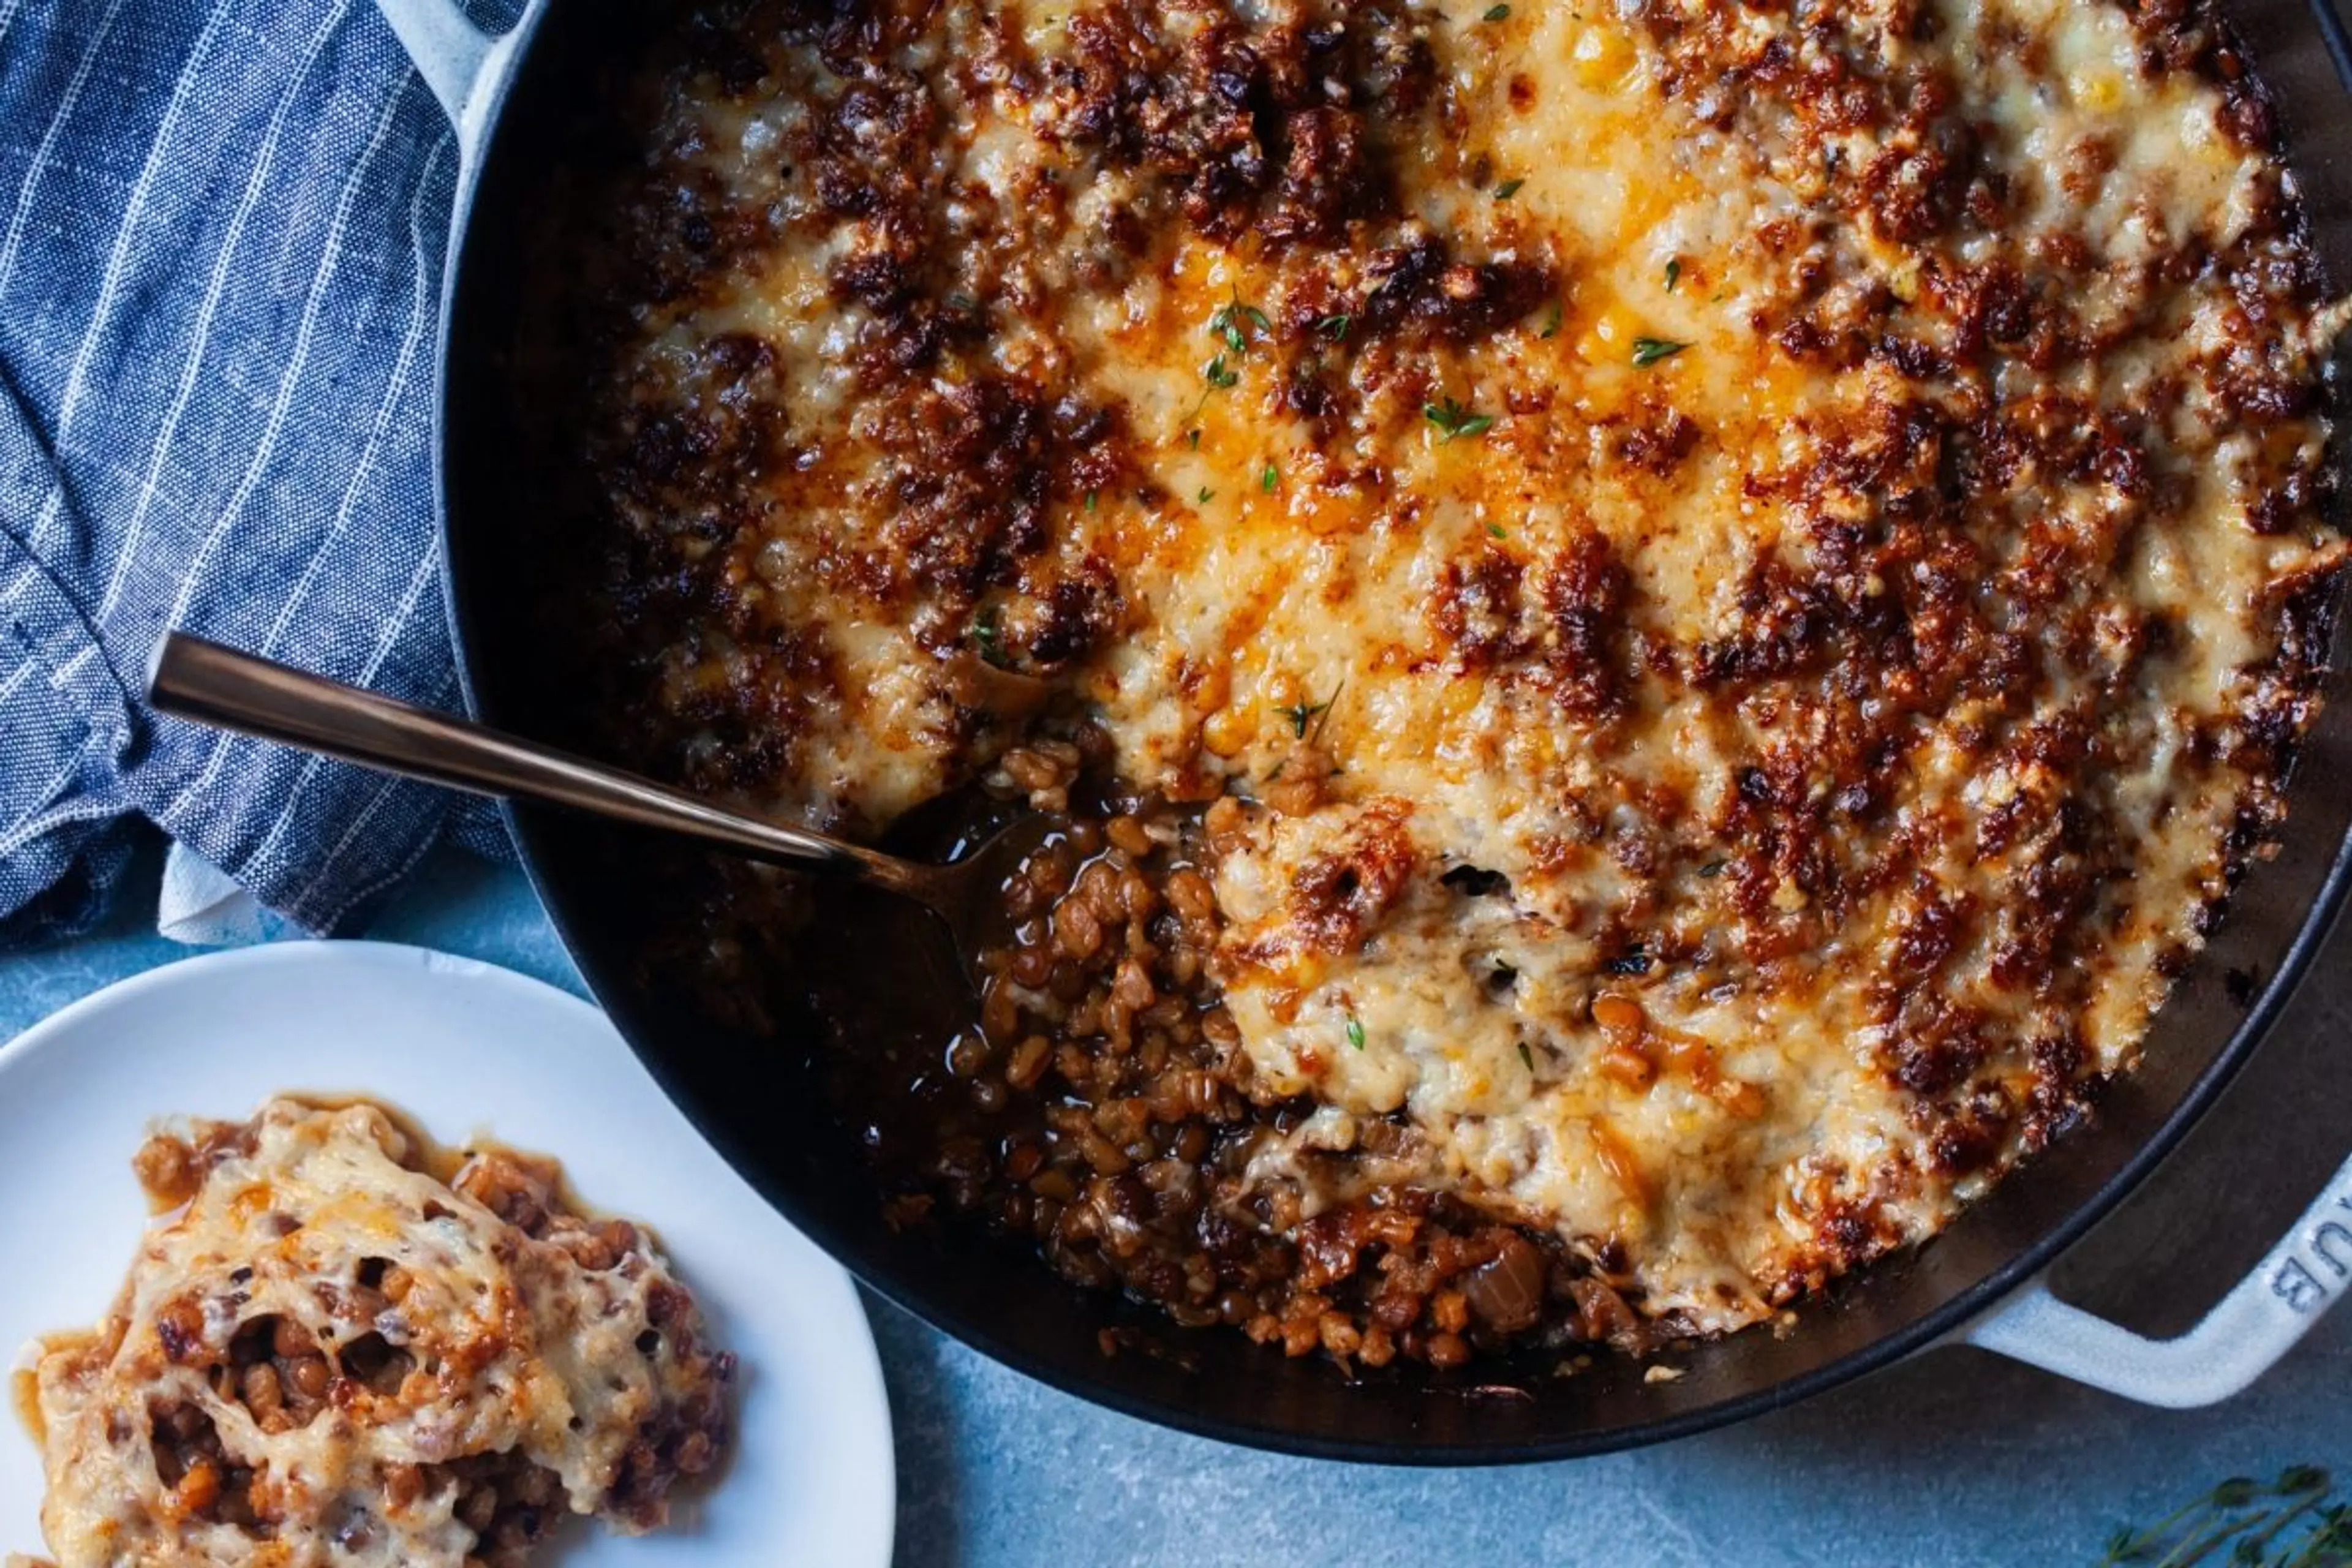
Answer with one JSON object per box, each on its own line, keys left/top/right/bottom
{"left": 1279, "top": 698, "right": 1329, "bottom": 739}
{"left": 1261, "top": 462, "right": 1279, "bottom": 493}
{"left": 1488, "top": 523, "right": 1507, "bottom": 540}
{"left": 1209, "top": 293, "right": 1273, "bottom": 355}
{"left": 1424, "top": 397, "right": 1496, "bottom": 442}
{"left": 1538, "top": 300, "right": 1563, "bottom": 339}
{"left": 1483, "top": 2, "right": 1510, "bottom": 18}
{"left": 1318, "top": 313, "right": 1352, "bottom": 341}
{"left": 1631, "top": 337, "right": 1691, "bottom": 368}
{"left": 1698, "top": 858, "right": 1727, "bottom": 878}
{"left": 1664, "top": 258, "right": 1681, "bottom": 293}
{"left": 2100, "top": 1466, "right": 2348, "bottom": 1566}
{"left": 1084, "top": 489, "right": 1099, "bottom": 511}
{"left": 1187, "top": 353, "right": 1243, "bottom": 423}
{"left": 1346, "top": 1016, "right": 1367, "bottom": 1050}
{"left": 972, "top": 606, "right": 1005, "bottom": 666}
{"left": 1517, "top": 1041, "right": 1535, "bottom": 1071}
{"left": 1197, "top": 486, "right": 1216, "bottom": 504}
{"left": 1494, "top": 178, "right": 1525, "bottom": 201}
{"left": 1278, "top": 680, "right": 1343, "bottom": 742}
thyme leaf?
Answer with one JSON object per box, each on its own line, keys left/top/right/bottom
{"left": 1631, "top": 336, "right": 1691, "bottom": 368}
{"left": 1186, "top": 353, "right": 1242, "bottom": 423}
{"left": 1278, "top": 698, "right": 1328, "bottom": 739}
{"left": 1424, "top": 396, "right": 1496, "bottom": 442}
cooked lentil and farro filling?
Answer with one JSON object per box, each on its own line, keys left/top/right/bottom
{"left": 20, "top": 1100, "right": 732, "bottom": 1566}
{"left": 573, "top": 0, "right": 2347, "bottom": 1367}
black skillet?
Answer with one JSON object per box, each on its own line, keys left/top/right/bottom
{"left": 377, "top": 0, "right": 2352, "bottom": 1460}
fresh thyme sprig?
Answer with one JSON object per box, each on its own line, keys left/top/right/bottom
{"left": 1276, "top": 679, "right": 1343, "bottom": 742}
{"left": 1278, "top": 696, "right": 1329, "bottom": 739}
{"left": 1424, "top": 396, "right": 1495, "bottom": 441}
{"left": 1208, "top": 293, "right": 1273, "bottom": 355}
{"left": 2099, "top": 1467, "right": 2350, "bottom": 1567}
{"left": 971, "top": 605, "right": 1005, "bottom": 667}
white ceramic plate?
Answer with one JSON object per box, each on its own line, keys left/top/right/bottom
{"left": 0, "top": 941, "right": 895, "bottom": 1566}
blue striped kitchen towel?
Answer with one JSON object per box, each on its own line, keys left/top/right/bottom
{"left": 0, "top": 0, "right": 516, "bottom": 944}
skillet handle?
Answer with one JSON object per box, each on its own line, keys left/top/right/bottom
{"left": 1961, "top": 1145, "right": 2352, "bottom": 1405}
{"left": 370, "top": 0, "right": 516, "bottom": 149}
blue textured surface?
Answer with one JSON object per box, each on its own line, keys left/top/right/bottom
{"left": 6, "top": 848, "right": 2350, "bottom": 1566}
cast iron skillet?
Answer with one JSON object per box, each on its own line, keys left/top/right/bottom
{"left": 425, "top": 0, "right": 2352, "bottom": 1460}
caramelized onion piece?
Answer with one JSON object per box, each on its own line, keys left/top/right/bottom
{"left": 1461, "top": 1235, "right": 1547, "bottom": 1333}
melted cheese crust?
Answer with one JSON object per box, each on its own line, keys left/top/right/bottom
{"left": 588, "top": 0, "right": 2345, "bottom": 1332}
{"left": 26, "top": 1101, "right": 729, "bottom": 1567}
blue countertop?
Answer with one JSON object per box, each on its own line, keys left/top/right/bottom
{"left": 8, "top": 842, "right": 2350, "bottom": 1566}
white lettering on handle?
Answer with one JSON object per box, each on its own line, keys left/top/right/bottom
{"left": 2269, "top": 1194, "right": 2352, "bottom": 1314}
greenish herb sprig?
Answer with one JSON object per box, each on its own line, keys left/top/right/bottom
{"left": 2100, "top": 1468, "right": 2350, "bottom": 1567}
{"left": 1277, "top": 680, "right": 1343, "bottom": 742}
{"left": 1424, "top": 396, "right": 1496, "bottom": 442}
{"left": 1279, "top": 697, "right": 1329, "bottom": 739}
{"left": 1210, "top": 295, "right": 1273, "bottom": 355}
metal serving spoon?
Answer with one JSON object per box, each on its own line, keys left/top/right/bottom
{"left": 147, "top": 631, "right": 1054, "bottom": 982}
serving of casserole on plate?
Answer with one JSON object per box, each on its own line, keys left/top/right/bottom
{"left": 0, "top": 944, "right": 895, "bottom": 1567}
{"left": 22, "top": 1098, "right": 734, "bottom": 1567}
{"left": 533, "top": 0, "right": 2348, "bottom": 1373}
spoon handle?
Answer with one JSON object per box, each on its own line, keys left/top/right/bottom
{"left": 148, "top": 631, "right": 913, "bottom": 887}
